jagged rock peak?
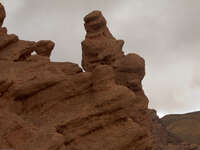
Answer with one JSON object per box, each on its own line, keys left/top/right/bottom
{"left": 82, "top": 11, "right": 124, "bottom": 72}
{"left": 1, "top": 2, "right": 199, "bottom": 149}
{"left": 0, "top": 3, "right": 5, "bottom": 27}
{"left": 0, "top": 4, "right": 153, "bottom": 149}
{"left": 84, "top": 10, "right": 115, "bottom": 39}
{"left": 34, "top": 40, "right": 55, "bottom": 57}
{"left": 82, "top": 10, "right": 151, "bottom": 130}
{"left": 0, "top": 4, "right": 54, "bottom": 61}
{"left": 0, "top": 3, "right": 54, "bottom": 61}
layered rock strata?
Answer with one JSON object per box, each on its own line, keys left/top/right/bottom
{"left": 0, "top": 4, "right": 152, "bottom": 150}
{"left": 161, "top": 111, "right": 200, "bottom": 145}
{"left": 82, "top": 11, "right": 151, "bottom": 130}
{"left": 149, "top": 110, "right": 200, "bottom": 150}
{"left": 0, "top": 3, "right": 200, "bottom": 150}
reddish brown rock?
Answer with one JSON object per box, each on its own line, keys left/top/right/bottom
{"left": 82, "top": 10, "right": 151, "bottom": 131}
{"left": 0, "top": 77, "right": 12, "bottom": 96}
{"left": 0, "top": 110, "right": 65, "bottom": 150}
{"left": 0, "top": 4, "right": 153, "bottom": 149}
{"left": 161, "top": 111, "right": 200, "bottom": 145}
{"left": 34, "top": 40, "right": 55, "bottom": 57}
{"left": 0, "top": 5, "right": 53, "bottom": 61}
{"left": 0, "top": 3, "right": 5, "bottom": 27}
{"left": 1, "top": 2, "right": 198, "bottom": 150}
{"left": 81, "top": 10, "right": 200, "bottom": 150}
{"left": 84, "top": 10, "right": 115, "bottom": 39}
{"left": 149, "top": 110, "right": 200, "bottom": 150}
{"left": 82, "top": 11, "right": 124, "bottom": 72}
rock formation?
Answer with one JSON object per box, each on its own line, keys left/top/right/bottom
{"left": 148, "top": 110, "right": 200, "bottom": 150}
{"left": 161, "top": 111, "right": 200, "bottom": 145}
{"left": 0, "top": 4, "right": 152, "bottom": 150}
{"left": 82, "top": 11, "right": 151, "bottom": 129}
{"left": 0, "top": 3, "right": 200, "bottom": 150}
{"left": 0, "top": 3, "right": 5, "bottom": 27}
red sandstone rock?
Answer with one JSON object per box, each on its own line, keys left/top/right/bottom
{"left": 82, "top": 11, "right": 152, "bottom": 131}
{"left": 82, "top": 11, "right": 124, "bottom": 72}
{"left": 149, "top": 109, "right": 200, "bottom": 150}
{"left": 0, "top": 110, "right": 65, "bottom": 150}
{"left": 0, "top": 3, "right": 199, "bottom": 150}
{"left": 0, "top": 4, "right": 153, "bottom": 149}
{"left": 161, "top": 111, "right": 200, "bottom": 145}
{"left": 35, "top": 40, "right": 55, "bottom": 57}
{"left": 0, "top": 3, "right": 5, "bottom": 27}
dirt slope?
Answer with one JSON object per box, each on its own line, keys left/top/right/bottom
{"left": 161, "top": 111, "right": 200, "bottom": 145}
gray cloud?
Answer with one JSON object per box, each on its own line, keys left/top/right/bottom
{"left": 1, "top": 0, "right": 200, "bottom": 117}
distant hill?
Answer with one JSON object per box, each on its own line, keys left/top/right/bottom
{"left": 161, "top": 111, "right": 200, "bottom": 145}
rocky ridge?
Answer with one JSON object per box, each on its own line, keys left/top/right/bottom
{"left": 0, "top": 3, "right": 199, "bottom": 150}
{"left": 0, "top": 3, "right": 152, "bottom": 150}
{"left": 149, "top": 109, "right": 200, "bottom": 150}
{"left": 161, "top": 111, "right": 200, "bottom": 145}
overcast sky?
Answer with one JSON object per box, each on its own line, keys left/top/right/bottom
{"left": 1, "top": 0, "right": 200, "bottom": 117}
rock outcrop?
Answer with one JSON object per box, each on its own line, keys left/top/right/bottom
{"left": 0, "top": 3, "right": 199, "bottom": 150}
{"left": 82, "top": 11, "right": 151, "bottom": 130}
{"left": 149, "top": 110, "right": 200, "bottom": 150}
{"left": 0, "top": 4, "right": 152, "bottom": 150}
{"left": 0, "top": 3, "right": 5, "bottom": 27}
{"left": 161, "top": 111, "right": 200, "bottom": 145}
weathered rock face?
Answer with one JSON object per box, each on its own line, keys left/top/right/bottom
{"left": 0, "top": 3, "right": 5, "bottom": 27}
{"left": 1, "top": 3, "right": 199, "bottom": 150}
{"left": 82, "top": 11, "right": 151, "bottom": 130}
{"left": 82, "top": 11, "right": 124, "bottom": 72}
{"left": 149, "top": 110, "right": 200, "bottom": 150}
{"left": 161, "top": 111, "right": 200, "bottom": 145}
{"left": 0, "top": 4, "right": 153, "bottom": 150}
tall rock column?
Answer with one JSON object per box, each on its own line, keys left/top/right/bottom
{"left": 0, "top": 3, "right": 154, "bottom": 149}
{"left": 82, "top": 10, "right": 151, "bottom": 129}
{"left": 81, "top": 11, "right": 124, "bottom": 72}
